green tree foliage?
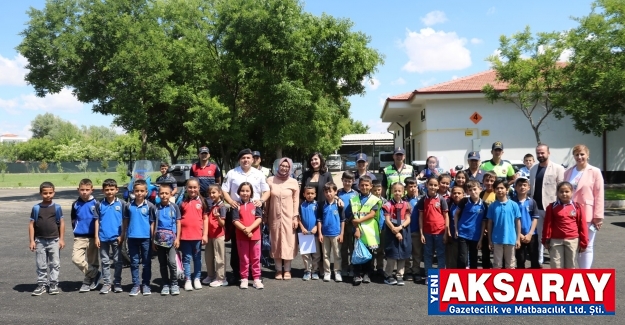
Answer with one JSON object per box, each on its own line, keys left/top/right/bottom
{"left": 483, "top": 27, "right": 566, "bottom": 144}
{"left": 555, "top": 0, "right": 625, "bottom": 135}
{"left": 30, "top": 113, "right": 82, "bottom": 145}
{"left": 348, "top": 118, "right": 370, "bottom": 134}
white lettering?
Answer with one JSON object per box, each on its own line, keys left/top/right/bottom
{"left": 542, "top": 273, "right": 564, "bottom": 301}
{"left": 516, "top": 273, "right": 540, "bottom": 302}
{"left": 492, "top": 272, "right": 514, "bottom": 302}
{"left": 468, "top": 273, "right": 492, "bottom": 302}
{"left": 441, "top": 274, "right": 465, "bottom": 302}
{"left": 587, "top": 273, "right": 611, "bottom": 302}
{"left": 566, "top": 273, "right": 589, "bottom": 301}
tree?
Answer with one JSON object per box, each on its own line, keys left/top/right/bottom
{"left": 483, "top": 27, "right": 567, "bottom": 144}
{"left": 348, "top": 118, "right": 370, "bottom": 134}
{"left": 30, "top": 113, "right": 82, "bottom": 145}
{"left": 554, "top": 0, "right": 625, "bottom": 135}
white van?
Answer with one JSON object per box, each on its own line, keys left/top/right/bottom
{"left": 378, "top": 151, "right": 395, "bottom": 169}
{"left": 327, "top": 154, "right": 342, "bottom": 172}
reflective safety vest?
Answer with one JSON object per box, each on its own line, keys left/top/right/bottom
{"left": 260, "top": 167, "right": 271, "bottom": 178}
{"left": 350, "top": 194, "right": 382, "bottom": 248}
{"left": 383, "top": 164, "right": 414, "bottom": 197}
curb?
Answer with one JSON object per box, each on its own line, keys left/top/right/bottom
{"left": 605, "top": 200, "right": 625, "bottom": 209}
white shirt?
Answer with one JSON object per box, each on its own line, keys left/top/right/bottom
{"left": 222, "top": 166, "right": 270, "bottom": 202}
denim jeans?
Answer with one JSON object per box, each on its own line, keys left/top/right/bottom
{"left": 35, "top": 237, "right": 60, "bottom": 284}
{"left": 128, "top": 238, "right": 151, "bottom": 286}
{"left": 100, "top": 240, "right": 122, "bottom": 285}
{"left": 423, "top": 233, "right": 446, "bottom": 272}
{"left": 180, "top": 240, "right": 202, "bottom": 280}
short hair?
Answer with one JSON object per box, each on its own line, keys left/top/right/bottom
{"left": 371, "top": 179, "right": 382, "bottom": 188}
{"left": 102, "top": 179, "right": 118, "bottom": 188}
{"left": 523, "top": 153, "right": 534, "bottom": 160}
{"left": 493, "top": 179, "right": 509, "bottom": 189}
{"left": 304, "top": 185, "right": 316, "bottom": 192}
{"left": 160, "top": 162, "right": 170, "bottom": 168}
{"left": 40, "top": 181, "right": 55, "bottom": 193}
{"left": 466, "top": 180, "right": 481, "bottom": 189}
{"left": 133, "top": 179, "right": 148, "bottom": 190}
{"left": 404, "top": 177, "right": 417, "bottom": 186}
{"left": 360, "top": 175, "right": 373, "bottom": 185}
{"left": 341, "top": 171, "right": 355, "bottom": 180}
{"left": 483, "top": 171, "right": 497, "bottom": 181}
{"left": 159, "top": 184, "right": 172, "bottom": 193}
{"left": 572, "top": 144, "right": 590, "bottom": 156}
{"left": 438, "top": 174, "right": 452, "bottom": 183}
{"left": 237, "top": 181, "right": 254, "bottom": 197}
{"left": 79, "top": 178, "right": 93, "bottom": 187}
{"left": 515, "top": 178, "right": 529, "bottom": 186}
{"left": 323, "top": 182, "right": 338, "bottom": 192}
{"left": 451, "top": 185, "right": 464, "bottom": 193}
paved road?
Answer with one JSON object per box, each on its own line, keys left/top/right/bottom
{"left": 1, "top": 188, "right": 624, "bottom": 324}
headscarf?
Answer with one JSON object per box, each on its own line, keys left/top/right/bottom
{"left": 274, "top": 157, "right": 293, "bottom": 180}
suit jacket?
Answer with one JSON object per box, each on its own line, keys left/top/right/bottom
{"left": 530, "top": 161, "right": 565, "bottom": 210}
{"left": 300, "top": 169, "right": 335, "bottom": 205}
{"left": 564, "top": 165, "right": 604, "bottom": 222}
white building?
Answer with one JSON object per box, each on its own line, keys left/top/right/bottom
{"left": 0, "top": 133, "right": 28, "bottom": 143}
{"left": 380, "top": 70, "right": 625, "bottom": 182}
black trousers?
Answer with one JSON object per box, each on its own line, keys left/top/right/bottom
{"left": 225, "top": 210, "right": 240, "bottom": 280}
{"left": 515, "top": 234, "right": 540, "bottom": 269}
{"left": 156, "top": 245, "right": 177, "bottom": 286}
{"left": 481, "top": 234, "right": 492, "bottom": 269}
{"left": 457, "top": 238, "right": 479, "bottom": 269}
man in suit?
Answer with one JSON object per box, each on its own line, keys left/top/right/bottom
{"left": 530, "top": 144, "right": 565, "bottom": 267}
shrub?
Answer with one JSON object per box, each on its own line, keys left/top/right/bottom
{"left": 39, "top": 161, "right": 48, "bottom": 173}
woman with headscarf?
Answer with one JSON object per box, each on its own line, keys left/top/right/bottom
{"left": 265, "top": 158, "right": 300, "bottom": 280}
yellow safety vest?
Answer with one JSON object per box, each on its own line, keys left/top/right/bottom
{"left": 350, "top": 194, "right": 382, "bottom": 248}
{"left": 383, "top": 164, "right": 414, "bottom": 197}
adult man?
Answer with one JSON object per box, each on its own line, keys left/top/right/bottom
{"left": 464, "top": 151, "right": 484, "bottom": 185}
{"left": 382, "top": 147, "right": 415, "bottom": 198}
{"left": 252, "top": 151, "right": 272, "bottom": 178}
{"left": 352, "top": 153, "right": 377, "bottom": 191}
{"left": 222, "top": 149, "right": 270, "bottom": 284}
{"left": 190, "top": 146, "right": 222, "bottom": 197}
{"left": 480, "top": 141, "right": 516, "bottom": 182}
{"left": 529, "top": 144, "right": 564, "bottom": 267}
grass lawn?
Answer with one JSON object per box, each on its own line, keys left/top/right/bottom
{"left": 0, "top": 172, "right": 161, "bottom": 188}
{"left": 605, "top": 188, "right": 625, "bottom": 200}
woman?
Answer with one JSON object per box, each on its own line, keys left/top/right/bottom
{"left": 563, "top": 144, "right": 604, "bottom": 269}
{"left": 299, "top": 152, "right": 336, "bottom": 204}
{"left": 265, "top": 158, "right": 300, "bottom": 280}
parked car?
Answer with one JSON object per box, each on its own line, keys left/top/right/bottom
{"left": 327, "top": 154, "right": 342, "bottom": 172}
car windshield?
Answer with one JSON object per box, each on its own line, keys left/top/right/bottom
{"left": 132, "top": 160, "right": 154, "bottom": 180}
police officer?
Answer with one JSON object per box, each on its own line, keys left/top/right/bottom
{"left": 252, "top": 151, "right": 272, "bottom": 178}
{"left": 382, "top": 147, "right": 415, "bottom": 198}
{"left": 479, "top": 141, "right": 516, "bottom": 182}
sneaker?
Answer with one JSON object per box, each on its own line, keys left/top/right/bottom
{"left": 113, "top": 284, "right": 123, "bottom": 293}
{"left": 142, "top": 285, "right": 151, "bottom": 296}
{"left": 201, "top": 276, "right": 214, "bottom": 285}
{"left": 253, "top": 279, "right": 264, "bottom": 289}
{"left": 240, "top": 279, "right": 249, "bottom": 289}
{"left": 353, "top": 276, "right": 363, "bottom": 285}
{"left": 384, "top": 276, "right": 398, "bottom": 285}
{"left": 323, "top": 273, "right": 331, "bottom": 282}
{"left": 48, "top": 283, "right": 59, "bottom": 295}
{"left": 184, "top": 280, "right": 193, "bottom": 291}
{"left": 79, "top": 283, "right": 91, "bottom": 293}
{"left": 100, "top": 284, "right": 111, "bottom": 294}
{"left": 129, "top": 286, "right": 140, "bottom": 296}
{"left": 209, "top": 280, "right": 228, "bottom": 287}
{"left": 396, "top": 277, "right": 405, "bottom": 286}
{"left": 32, "top": 284, "right": 46, "bottom": 296}
{"left": 170, "top": 284, "right": 180, "bottom": 295}
{"left": 193, "top": 278, "right": 202, "bottom": 290}
{"left": 334, "top": 273, "right": 343, "bottom": 282}
{"left": 160, "top": 285, "right": 170, "bottom": 296}
{"left": 90, "top": 271, "right": 102, "bottom": 290}
{"left": 302, "top": 272, "right": 311, "bottom": 281}
{"left": 363, "top": 274, "right": 371, "bottom": 283}
{"left": 311, "top": 272, "right": 320, "bottom": 280}
{"left": 404, "top": 273, "right": 413, "bottom": 281}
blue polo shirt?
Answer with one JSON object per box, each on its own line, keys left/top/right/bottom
{"left": 71, "top": 196, "right": 97, "bottom": 237}
{"left": 316, "top": 201, "right": 345, "bottom": 237}
{"left": 487, "top": 199, "right": 521, "bottom": 245}
{"left": 124, "top": 200, "right": 156, "bottom": 239}
{"left": 405, "top": 195, "right": 420, "bottom": 233}
{"left": 95, "top": 198, "right": 126, "bottom": 242}
{"left": 457, "top": 197, "right": 488, "bottom": 242}
{"left": 151, "top": 202, "right": 181, "bottom": 233}
{"left": 338, "top": 188, "right": 358, "bottom": 221}
{"left": 512, "top": 197, "right": 539, "bottom": 235}
{"left": 299, "top": 200, "right": 318, "bottom": 233}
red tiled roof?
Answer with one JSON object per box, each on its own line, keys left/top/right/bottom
{"left": 1, "top": 133, "right": 19, "bottom": 137}
{"left": 387, "top": 91, "right": 415, "bottom": 101}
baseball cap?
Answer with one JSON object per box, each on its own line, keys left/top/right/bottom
{"left": 492, "top": 141, "right": 504, "bottom": 150}
{"left": 199, "top": 146, "right": 209, "bottom": 154}
{"left": 394, "top": 147, "right": 405, "bottom": 155}
{"left": 356, "top": 153, "right": 368, "bottom": 162}
{"left": 515, "top": 176, "right": 529, "bottom": 185}
{"left": 252, "top": 151, "right": 261, "bottom": 157}
{"left": 467, "top": 151, "right": 481, "bottom": 160}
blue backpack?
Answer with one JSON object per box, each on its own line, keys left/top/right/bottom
{"left": 32, "top": 203, "right": 63, "bottom": 224}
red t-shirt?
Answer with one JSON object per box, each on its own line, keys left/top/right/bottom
{"left": 542, "top": 201, "right": 589, "bottom": 249}
{"left": 207, "top": 201, "right": 227, "bottom": 239}
{"left": 179, "top": 196, "right": 208, "bottom": 240}
{"left": 417, "top": 194, "right": 448, "bottom": 235}
{"left": 232, "top": 202, "right": 263, "bottom": 241}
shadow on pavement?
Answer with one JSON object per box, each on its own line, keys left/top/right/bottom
{"left": 0, "top": 189, "right": 79, "bottom": 203}
{"left": 13, "top": 281, "right": 83, "bottom": 293}
{"left": 611, "top": 221, "right": 625, "bottom": 228}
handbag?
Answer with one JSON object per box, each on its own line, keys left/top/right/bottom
{"left": 153, "top": 229, "right": 175, "bottom": 248}
{"left": 261, "top": 224, "right": 271, "bottom": 252}
{"left": 352, "top": 238, "right": 372, "bottom": 265}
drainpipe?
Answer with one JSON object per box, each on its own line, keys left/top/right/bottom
{"left": 395, "top": 122, "right": 405, "bottom": 148}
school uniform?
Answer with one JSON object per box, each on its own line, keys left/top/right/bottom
{"left": 382, "top": 199, "right": 412, "bottom": 278}
{"left": 456, "top": 197, "right": 488, "bottom": 269}
{"left": 542, "top": 200, "right": 589, "bottom": 269}
{"left": 405, "top": 196, "right": 423, "bottom": 278}
{"left": 446, "top": 199, "right": 459, "bottom": 268}
{"left": 299, "top": 201, "right": 321, "bottom": 273}
{"left": 417, "top": 194, "right": 448, "bottom": 271}
{"left": 338, "top": 188, "right": 358, "bottom": 273}
{"left": 487, "top": 199, "right": 521, "bottom": 269}
{"left": 512, "top": 197, "right": 540, "bottom": 269}
{"left": 317, "top": 201, "right": 345, "bottom": 275}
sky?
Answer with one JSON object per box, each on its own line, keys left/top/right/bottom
{"left": 0, "top": 0, "right": 595, "bottom": 138}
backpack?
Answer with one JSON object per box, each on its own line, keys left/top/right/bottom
{"left": 32, "top": 203, "right": 63, "bottom": 225}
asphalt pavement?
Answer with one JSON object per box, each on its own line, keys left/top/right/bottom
{"left": 1, "top": 188, "right": 624, "bottom": 324}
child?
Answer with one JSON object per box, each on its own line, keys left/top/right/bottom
{"left": 371, "top": 179, "right": 386, "bottom": 275}
{"left": 454, "top": 180, "right": 488, "bottom": 269}
{"left": 453, "top": 170, "right": 469, "bottom": 193}
{"left": 418, "top": 156, "right": 444, "bottom": 178}
{"left": 446, "top": 185, "right": 463, "bottom": 268}
{"left": 542, "top": 182, "right": 588, "bottom": 269}
{"left": 404, "top": 177, "right": 423, "bottom": 282}
{"left": 516, "top": 154, "right": 534, "bottom": 179}
{"left": 94, "top": 179, "right": 126, "bottom": 294}
{"left": 382, "top": 183, "right": 412, "bottom": 286}
{"left": 232, "top": 182, "right": 264, "bottom": 289}
{"left": 299, "top": 186, "right": 321, "bottom": 281}
{"left": 418, "top": 176, "right": 449, "bottom": 276}
{"left": 156, "top": 162, "right": 178, "bottom": 198}
{"left": 204, "top": 184, "right": 228, "bottom": 287}
{"left": 122, "top": 179, "right": 157, "bottom": 296}
{"left": 350, "top": 175, "right": 382, "bottom": 285}
{"left": 29, "top": 182, "right": 65, "bottom": 296}
{"left": 437, "top": 174, "right": 452, "bottom": 199}
{"left": 317, "top": 182, "right": 345, "bottom": 282}
{"left": 479, "top": 171, "right": 497, "bottom": 269}
{"left": 178, "top": 178, "right": 209, "bottom": 291}
{"left": 151, "top": 184, "right": 182, "bottom": 296}
{"left": 338, "top": 171, "right": 358, "bottom": 276}
{"left": 512, "top": 177, "right": 540, "bottom": 269}
{"left": 487, "top": 180, "right": 522, "bottom": 269}
{"left": 71, "top": 179, "right": 101, "bottom": 293}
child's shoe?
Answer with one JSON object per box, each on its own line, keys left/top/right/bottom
{"left": 113, "top": 283, "right": 123, "bottom": 293}
{"left": 302, "top": 272, "right": 311, "bottom": 281}
{"left": 201, "top": 276, "right": 214, "bottom": 285}
{"left": 334, "top": 272, "right": 343, "bottom": 282}
{"left": 396, "top": 277, "right": 405, "bottom": 286}
{"left": 100, "top": 284, "right": 111, "bottom": 294}
{"left": 170, "top": 285, "right": 180, "bottom": 295}
{"left": 160, "top": 285, "right": 170, "bottom": 296}
{"left": 363, "top": 274, "right": 371, "bottom": 283}
{"left": 253, "top": 279, "right": 264, "bottom": 289}
{"left": 193, "top": 278, "right": 202, "bottom": 290}
{"left": 142, "top": 285, "right": 151, "bottom": 296}
{"left": 240, "top": 279, "right": 249, "bottom": 289}
{"left": 184, "top": 280, "right": 193, "bottom": 291}
{"left": 311, "top": 272, "right": 320, "bottom": 280}
{"left": 209, "top": 280, "right": 228, "bottom": 287}
{"left": 353, "top": 276, "right": 363, "bottom": 285}
{"left": 404, "top": 273, "right": 414, "bottom": 281}
{"left": 90, "top": 271, "right": 102, "bottom": 290}
{"left": 79, "top": 283, "right": 91, "bottom": 293}
{"left": 129, "top": 286, "right": 140, "bottom": 296}
{"left": 32, "top": 284, "right": 46, "bottom": 296}
{"left": 323, "top": 273, "right": 331, "bottom": 282}
{"left": 48, "top": 283, "right": 59, "bottom": 295}
{"left": 384, "top": 276, "right": 397, "bottom": 285}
